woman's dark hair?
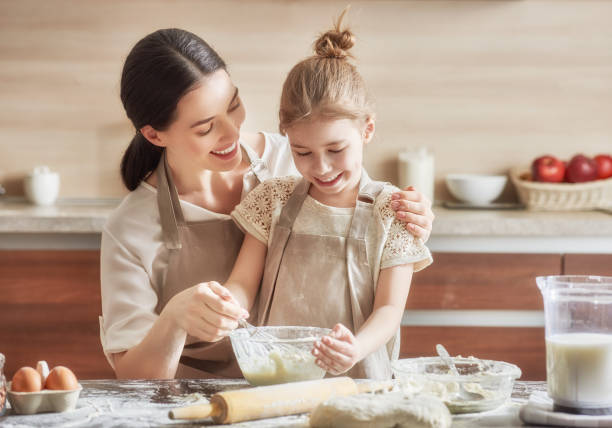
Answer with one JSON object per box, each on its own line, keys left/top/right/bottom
{"left": 120, "top": 28, "right": 226, "bottom": 190}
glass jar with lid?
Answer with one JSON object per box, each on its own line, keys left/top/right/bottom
{"left": 0, "top": 353, "right": 6, "bottom": 414}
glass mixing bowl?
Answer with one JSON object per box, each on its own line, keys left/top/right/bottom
{"left": 392, "top": 357, "right": 521, "bottom": 414}
{"left": 229, "top": 326, "right": 331, "bottom": 386}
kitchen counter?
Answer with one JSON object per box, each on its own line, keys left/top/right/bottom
{"left": 1, "top": 379, "right": 545, "bottom": 427}
{"left": 1, "top": 198, "right": 611, "bottom": 252}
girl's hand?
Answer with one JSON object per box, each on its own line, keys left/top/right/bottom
{"left": 312, "top": 324, "right": 363, "bottom": 375}
{"left": 391, "top": 185, "right": 434, "bottom": 242}
{"left": 163, "top": 281, "right": 248, "bottom": 342}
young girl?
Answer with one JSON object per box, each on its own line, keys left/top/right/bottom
{"left": 206, "top": 12, "right": 432, "bottom": 380}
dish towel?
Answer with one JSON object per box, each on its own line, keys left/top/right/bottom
{"left": 520, "top": 392, "right": 612, "bottom": 427}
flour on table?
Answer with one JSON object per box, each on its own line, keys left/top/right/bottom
{"left": 309, "top": 392, "right": 452, "bottom": 428}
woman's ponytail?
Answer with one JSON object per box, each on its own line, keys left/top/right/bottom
{"left": 120, "top": 133, "right": 162, "bottom": 191}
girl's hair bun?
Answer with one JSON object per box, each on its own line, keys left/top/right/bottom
{"left": 314, "top": 29, "right": 354, "bottom": 59}
{"left": 313, "top": 7, "right": 354, "bottom": 59}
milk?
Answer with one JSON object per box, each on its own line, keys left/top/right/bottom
{"left": 398, "top": 147, "right": 434, "bottom": 203}
{"left": 546, "top": 332, "right": 612, "bottom": 406}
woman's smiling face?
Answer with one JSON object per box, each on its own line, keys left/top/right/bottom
{"left": 287, "top": 117, "right": 374, "bottom": 207}
{"left": 155, "top": 69, "right": 246, "bottom": 172}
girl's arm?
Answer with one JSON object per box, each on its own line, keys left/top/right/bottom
{"left": 313, "top": 263, "right": 414, "bottom": 375}
{"left": 223, "top": 233, "right": 268, "bottom": 312}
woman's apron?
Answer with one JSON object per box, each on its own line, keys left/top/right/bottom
{"left": 256, "top": 172, "right": 399, "bottom": 380}
{"left": 154, "top": 144, "right": 270, "bottom": 378}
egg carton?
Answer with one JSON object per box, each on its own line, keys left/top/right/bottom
{"left": 510, "top": 167, "right": 612, "bottom": 211}
{"left": 7, "top": 382, "right": 82, "bottom": 414}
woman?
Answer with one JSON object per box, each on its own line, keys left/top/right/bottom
{"left": 99, "top": 28, "right": 435, "bottom": 379}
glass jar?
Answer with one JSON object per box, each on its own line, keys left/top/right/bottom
{"left": 537, "top": 275, "right": 612, "bottom": 414}
{"left": 0, "top": 353, "right": 6, "bottom": 414}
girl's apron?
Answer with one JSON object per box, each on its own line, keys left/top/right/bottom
{"left": 256, "top": 172, "right": 399, "bottom": 380}
{"left": 155, "top": 145, "right": 270, "bottom": 378}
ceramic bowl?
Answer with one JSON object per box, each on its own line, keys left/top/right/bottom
{"left": 392, "top": 357, "right": 521, "bottom": 414}
{"left": 229, "top": 326, "right": 330, "bottom": 386}
{"left": 445, "top": 174, "right": 508, "bottom": 205}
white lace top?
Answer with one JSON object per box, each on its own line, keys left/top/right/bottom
{"left": 231, "top": 176, "right": 432, "bottom": 287}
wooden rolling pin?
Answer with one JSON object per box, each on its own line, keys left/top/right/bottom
{"left": 169, "top": 377, "right": 393, "bottom": 424}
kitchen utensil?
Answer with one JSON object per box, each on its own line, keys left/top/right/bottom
{"left": 392, "top": 356, "right": 521, "bottom": 414}
{"left": 229, "top": 326, "right": 330, "bottom": 386}
{"left": 23, "top": 166, "right": 60, "bottom": 206}
{"left": 445, "top": 173, "right": 507, "bottom": 205}
{"left": 435, "top": 344, "right": 483, "bottom": 401}
{"left": 169, "top": 376, "right": 393, "bottom": 423}
{"left": 237, "top": 318, "right": 276, "bottom": 340}
{"left": 537, "top": 275, "right": 612, "bottom": 415}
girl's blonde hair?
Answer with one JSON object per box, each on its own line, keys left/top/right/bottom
{"left": 279, "top": 8, "right": 374, "bottom": 134}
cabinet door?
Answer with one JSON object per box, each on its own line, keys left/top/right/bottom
{"left": 406, "top": 253, "right": 560, "bottom": 310}
{"left": 401, "top": 252, "right": 561, "bottom": 380}
{"left": 563, "top": 254, "right": 612, "bottom": 276}
{"left": 0, "top": 250, "right": 114, "bottom": 379}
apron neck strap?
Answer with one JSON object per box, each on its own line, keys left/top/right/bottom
{"left": 241, "top": 140, "right": 272, "bottom": 183}
{"left": 277, "top": 178, "right": 310, "bottom": 229}
{"left": 156, "top": 150, "right": 184, "bottom": 250}
{"left": 349, "top": 170, "right": 386, "bottom": 240}
{"left": 357, "top": 170, "right": 384, "bottom": 203}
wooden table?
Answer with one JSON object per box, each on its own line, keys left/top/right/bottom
{"left": 1, "top": 379, "right": 546, "bottom": 427}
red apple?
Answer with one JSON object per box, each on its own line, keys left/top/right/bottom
{"left": 531, "top": 155, "right": 565, "bottom": 182}
{"left": 565, "top": 154, "right": 598, "bottom": 183}
{"left": 594, "top": 154, "right": 612, "bottom": 179}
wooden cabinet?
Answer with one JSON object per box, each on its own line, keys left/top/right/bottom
{"left": 564, "top": 254, "right": 612, "bottom": 276}
{"left": 401, "top": 252, "right": 560, "bottom": 380}
{"left": 0, "top": 250, "right": 114, "bottom": 379}
{"left": 1, "top": 249, "right": 610, "bottom": 381}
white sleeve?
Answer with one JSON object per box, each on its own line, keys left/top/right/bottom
{"left": 376, "top": 188, "right": 433, "bottom": 272}
{"left": 231, "top": 176, "right": 299, "bottom": 244}
{"left": 99, "top": 227, "right": 160, "bottom": 370}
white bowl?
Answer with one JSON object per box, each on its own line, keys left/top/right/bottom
{"left": 445, "top": 174, "right": 507, "bottom": 205}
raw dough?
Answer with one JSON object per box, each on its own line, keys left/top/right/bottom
{"left": 239, "top": 348, "right": 324, "bottom": 386}
{"left": 309, "top": 392, "right": 452, "bottom": 428}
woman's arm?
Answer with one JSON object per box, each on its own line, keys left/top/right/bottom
{"left": 112, "top": 281, "right": 248, "bottom": 378}
{"left": 313, "top": 263, "right": 414, "bottom": 374}
{"left": 391, "top": 186, "right": 434, "bottom": 241}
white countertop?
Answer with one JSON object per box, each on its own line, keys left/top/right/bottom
{"left": 1, "top": 198, "right": 611, "bottom": 252}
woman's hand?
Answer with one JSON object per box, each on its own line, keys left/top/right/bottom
{"left": 162, "top": 281, "right": 248, "bottom": 342}
{"left": 391, "top": 185, "right": 434, "bottom": 242}
{"left": 312, "top": 324, "right": 363, "bottom": 375}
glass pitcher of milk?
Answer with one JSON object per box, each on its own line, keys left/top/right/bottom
{"left": 398, "top": 147, "right": 434, "bottom": 203}
{"left": 537, "top": 275, "right": 612, "bottom": 414}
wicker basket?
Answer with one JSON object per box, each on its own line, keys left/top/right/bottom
{"left": 510, "top": 166, "right": 612, "bottom": 211}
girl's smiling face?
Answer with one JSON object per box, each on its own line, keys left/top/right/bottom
{"left": 287, "top": 117, "right": 375, "bottom": 207}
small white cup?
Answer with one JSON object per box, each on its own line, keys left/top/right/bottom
{"left": 24, "top": 166, "right": 60, "bottom": 206}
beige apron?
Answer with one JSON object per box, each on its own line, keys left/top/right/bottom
{"left": 256, "top": 172, "right": 399, "bottom": 380}
{"left": 155, "top": 144, "right": 271, "bottom": 378}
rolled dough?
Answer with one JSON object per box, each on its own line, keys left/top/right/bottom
{"left": 309, "top": 392, "right": 452, "bottom": 428}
